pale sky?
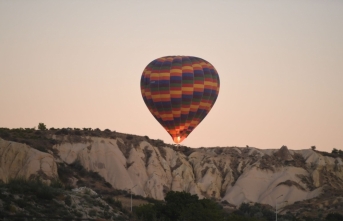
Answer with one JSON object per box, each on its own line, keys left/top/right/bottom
{"left": 1, "top": 0, "right": 342, "bottom": 151}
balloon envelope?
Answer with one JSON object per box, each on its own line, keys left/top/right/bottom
{"left": 140, "top": 56, "right": 220, "bottom": 143}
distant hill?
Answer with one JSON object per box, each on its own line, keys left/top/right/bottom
{"left": 0, "top": 127, "right": 343, "bottom": 220}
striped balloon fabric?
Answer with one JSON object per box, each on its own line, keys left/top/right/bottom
{"left": 140, "top": 56, "right": 220, "bottom": 144}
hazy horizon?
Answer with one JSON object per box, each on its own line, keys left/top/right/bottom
{"left": 1, "top": 0, "right": 342, "bottom": 151}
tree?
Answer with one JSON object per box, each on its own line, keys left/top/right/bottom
{"left": 163, "top": 191, "right": 199, "bottom": 220}
{"left": 38, "top": 123, "right": 46, "bottom": 130}
{"left": 311, "top": 146, "right": 316, "bottom": 151}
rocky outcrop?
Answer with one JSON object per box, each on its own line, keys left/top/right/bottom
{"left": 274, "top": 145, "right": 294, "bottom": 162}
{"left": 0, "top": 138, "right": 58, "bottom": 182}
{"left": 1, "top": 136, "right": 343, "bottom": 209}
{"left": 52, "top": 137, "right": 343, "bottom": 208}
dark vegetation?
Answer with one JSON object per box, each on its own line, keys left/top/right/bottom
{"left": 314, "top": 148, "right": 343, "bottom": 160}
{"left": 0, "top": 178, "right": 127, "bottom": 220}
{"left": 0, "top": 126, "right": 196, "bottom": 159}
{"left": 56, "top": 159, "right": 160, "bottom": 206}
{"left": 135, "top": 191, "right": 225, "bottom": 221}
{"left": 135, "top": 191, "right": 342, "bottom": 221}
{"left": 0, "top": 127, "right": 59, "bottom": 154}
{"left": 57, "top": 160, "right": 114, "bottom": 191}
{"left": 1, "top": 178, "right": 341, "bottom": 221}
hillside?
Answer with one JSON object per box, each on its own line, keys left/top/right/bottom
{"left": 0, "top": 127, "right": 343, "bottom": 220}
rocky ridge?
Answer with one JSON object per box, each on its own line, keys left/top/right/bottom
{"left": 1, "top": 134, "right": 343, "bottom": 212}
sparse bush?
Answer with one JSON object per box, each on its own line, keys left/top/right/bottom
{"left": 49, "top": 139, "right": 59, "bottom": 145}
{"left": 88, "top": 209, "right": 97, "bottom": 217}
{"left": 157, "top": 146, "right": 167, "bottom": 159}
{"left": 105, "top": 197, "right": 123, "bottom": 210}
{"left": 0, "top": 128, "right": 10, "bottom": 139}
{"left": 35, "top": 130, "right": 42, "bottom": 135}
{"left": 74, "top": 130, "right": 82, "bottom": 136}
{"left": 326, "top": 213, "right": 343, "bottom": 221}
{"left": 15, "top": 199, "right": 27, "bottom": 208}
{"left": 74, "top": 210, "right": 83, "bottom": 217}
{"left": 56, "top": 128, "right": 69, "bottom": 135}
{"left": 36, "top": 184, "right": 57, "bottom": 200}
{"left": 8, "top": 204, "right": 17, "bottom": 213}
{"left": 50, "top": 179, "right": 64, "bottom": 188}
{"left": 104, "top": 181, "right": 112, "bottom": 188}
{"left": 332, "top": 148, "right": 338, "bottom": 154}
{"left": 65, "top": 195, "right": 72, "bottom": 206}
{"left": 236, "top": 202, "right": 278, "bottom": 220}
{"left": 84, "top": 188, "right": 91, "bottom": 195}
{"left": 89, "top": 171, "right": 102, "bottom": 180}
{"left": 7, "top": 178, "right": 59, "bottom": 200}
{"left": 76, "top": 179, "right": 85, "bottom": 186}
{"left": 70, "top": 160, "right": 87, "bottom": 176}
{"left": 106, "top": 197, "right": 115, "bottom": 204}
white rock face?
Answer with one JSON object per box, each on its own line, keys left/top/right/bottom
{"left": 0, "top": 138, "right": 58, "bottom": 182}
{"left": 53, "top": 137, "right": 343, "bottom": 207}
{"left": 1, "top": 136, "right": 343, "bottom": 209}
{"left": 222, "top": 167, "right": 321, "bottom": 207}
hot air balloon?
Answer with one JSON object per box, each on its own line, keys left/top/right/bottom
{"left": 140, "top": 56, "right": 220, "bottom": 144}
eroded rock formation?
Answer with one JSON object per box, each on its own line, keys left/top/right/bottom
{"left": 1, "top": 136, "right": 343, "bottom": 208}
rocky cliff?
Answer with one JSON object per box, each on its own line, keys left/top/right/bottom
{"left": 1, "top": 134, "right": 342, "bottom": 210}
{"left": 0, "top": 138, "right": 57, "bottom": 183}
